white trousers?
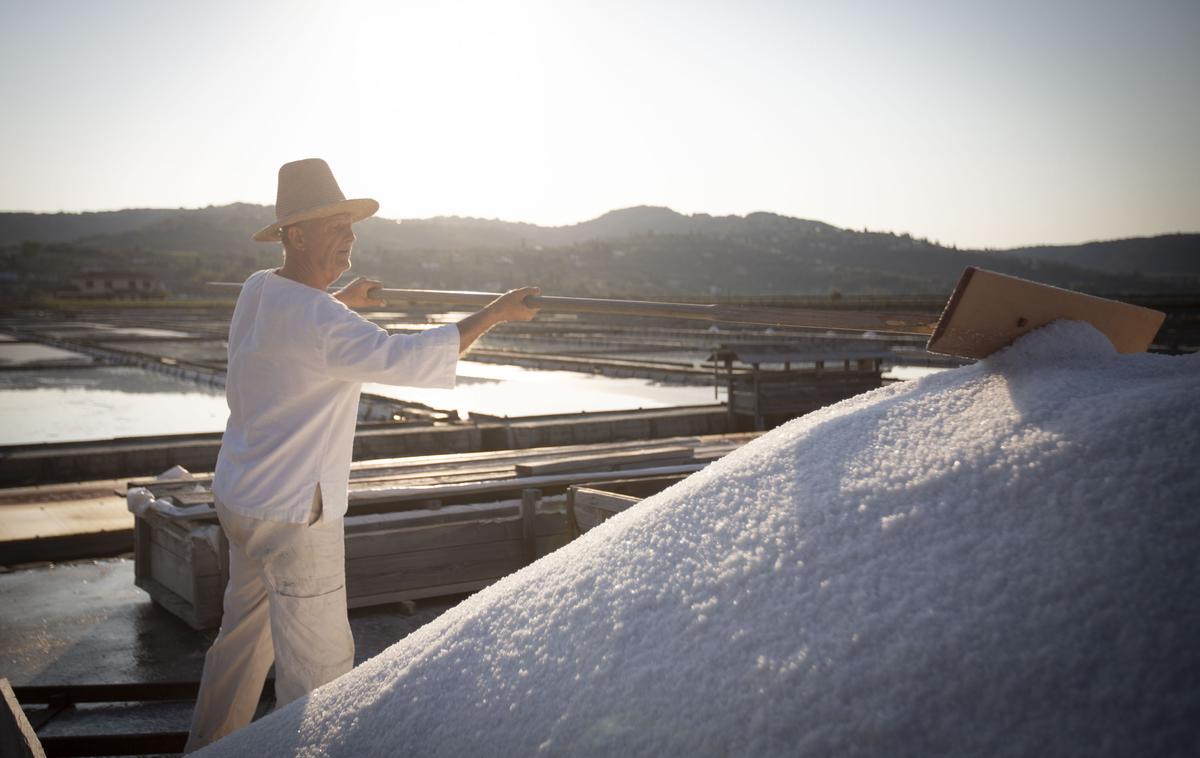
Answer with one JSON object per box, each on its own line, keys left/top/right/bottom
{"left": 185, "top": 488, "right": 355, "bottom": 753}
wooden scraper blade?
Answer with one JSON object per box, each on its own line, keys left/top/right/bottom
{"left": 926, "top": 267, "right": 1165, "bottom": 359}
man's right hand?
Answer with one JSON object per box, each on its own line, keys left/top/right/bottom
{"left": 456, "top": 285, "right": 542, "bottom": 353}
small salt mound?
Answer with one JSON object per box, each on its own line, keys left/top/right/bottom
{"left": 200, "top": 321, "right": 1200, "bottom": 757}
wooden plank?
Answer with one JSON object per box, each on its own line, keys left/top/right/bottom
{"left": 575, "top": 475, "right": 689, "bottom": 499}
{"left": 0, "top": 496, "right": 131, "bottom": 542}
{"left": 350, "top": 508, "right": 565, "bottom": 548}
{"left": 0, "top": 678, "right": 45, "bottom": 758}
{"left": 147, "top": 520, "right": 192, "bottom": 561}
{"left": 149, "top": 544, "right": 196, "bottom": 602}
{"left": 189, "top": 574, "right": 227, "bottom": 625}
{"left": 38, "top": 732, "right": 186, "bottom": 756}
{"left": 188, "top": 527, "right": 224, "bottom": 577}
{"left": 348, "top": 464, "right": 706, "bottom": 509}
{"left": 154, "top": 464, "right": 708, "bottom": 522}
{"left": 345, "top": 538, "right": 527, "bottom": 581}
{"left": 348, "top": 579, "right": 496, "bottom": 609}
{"left": 513, "top": 447, "right": 694, "bottom": 477}
{"left": 129, "top": 435, "right": 747, "bottom": 494}
{"left": 154, "top": 442, "right": 733, "bottom": 507}
{"left": 344, "top": 501, "right": 521, "bottom": 535}
{"left": 573, "top": 488, "right": 642, "bottom": 515}
{"left": 0, "top": 530, "right": 133, "bottom": 566}
{"left": 347, "top": 517, "right": 520, "bottom": 560}
{"left": 520, "top": 489, "right": 540, "bottom": 564}
{"left": 135, "top": 574, "right": 215, "bottom": 631}
{"left": 565, "top": 489, "right": 580, "bottom": 540}
{"left": 534, "top": 532, "right": 571, "bottom": 558}
{"left": 345, "top": 542, "right": 528, "bottom": 597}
{"left": 133, "top": 516, "right": 152, "bottom": 583}
{"left": 571, "top": 488, "right": 643, "bottom": 533}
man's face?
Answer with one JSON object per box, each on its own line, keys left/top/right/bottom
{"left": 296, "top": 213, "right": 356, "bottom": 284}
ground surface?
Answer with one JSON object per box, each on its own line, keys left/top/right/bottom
{"left": 0, "top": 557, "right": 457, "bottom": 687}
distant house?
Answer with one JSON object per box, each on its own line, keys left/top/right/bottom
{"left": 67, "top": 271, "right": 166, "bottom": 298}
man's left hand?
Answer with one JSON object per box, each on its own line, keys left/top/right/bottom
{"left": 333, "top": 277, "right": 386, "bottom": 309}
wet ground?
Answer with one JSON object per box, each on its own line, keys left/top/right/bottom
{"left": 0, "top": 557, "right": 458, "bottom": 688}
{"left": 1, "top": 557, "right": 459, "bottom": 749}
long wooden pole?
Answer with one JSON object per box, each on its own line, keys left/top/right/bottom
{"left": 205, "top": 282, "right": 939, "bottom": 336}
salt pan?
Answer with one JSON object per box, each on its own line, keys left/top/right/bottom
{"left": 200, "top": 321, "right": 1200, "bottom": 757}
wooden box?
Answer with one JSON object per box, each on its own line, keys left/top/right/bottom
{"left": 132, "top": 494, "right": 569, "bottom": 631}
{"left": 568, "top": 474, "right": 689, "bottom": 534}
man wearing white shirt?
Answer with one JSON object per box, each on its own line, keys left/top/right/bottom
{"left": 186, "top": 159, "right": 539, "bottom": 751}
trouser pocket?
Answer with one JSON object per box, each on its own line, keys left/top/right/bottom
{"left": 268, "top": 582, "right": 355, "bottom": 705}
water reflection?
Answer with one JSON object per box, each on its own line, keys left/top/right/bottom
{"left": 0, "top": 343, "right": 93, "bottom": 366}
{"left": 0, "top": 366, "right": 228, "bottom": 445}
{"left": 366, "top": 360, "right": 724, "bottom": 419}
{"left": 0, "top": 362, "right": 726, "bottom": 445}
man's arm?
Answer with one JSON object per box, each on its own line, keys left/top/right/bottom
{"left": 456, "top": 287, "right": 541, "bottom": 353}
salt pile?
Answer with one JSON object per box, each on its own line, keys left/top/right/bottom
{"left": 200, "top": 321, "right": 1200, "bottom": 757}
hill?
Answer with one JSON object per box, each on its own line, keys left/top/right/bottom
{"left": 1, "top": 204, "right": 1196, "bottom": 297}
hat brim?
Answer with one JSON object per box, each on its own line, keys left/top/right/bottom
{"left": 252, "top": 198, "right": 380, "bottom": 242}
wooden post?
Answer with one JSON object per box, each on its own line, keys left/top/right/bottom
{"left": 565, "top": 488, "right": 580, "bottom": 540}
{"left": 752, "top": 364, "right": 764, "bottom": 432}
{"left": 520, "top": 489, "right": 541, "bottom": 565}
{"left": 0, "top": 679, "right": 45, "bottom": 758}
{"left": 725, "top": 357, "right": 735, "bottom": 423}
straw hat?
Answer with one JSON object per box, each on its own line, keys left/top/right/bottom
{"left": 252, "top": 158, "right": 379, "bottom": 242}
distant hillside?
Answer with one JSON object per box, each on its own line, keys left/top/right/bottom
{"left": 1004, "top": 234, "right": 1199, "bottom": 275}
{"left": 0, "top": 208, "right": 183, "bottom": 245}
{"left": 1, "top": 204, "right": 1197, "bottom": 297}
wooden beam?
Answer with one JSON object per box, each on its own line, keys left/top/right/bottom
{"left": 0, "top": 678, "right": 45, "bottom": 758}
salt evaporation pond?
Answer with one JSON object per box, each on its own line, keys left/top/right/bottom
{"left": 366, "top": 360, "right": 723, "bottom": 418}
{"left": 200, "top": 321, "right": 1200, "bottom": 757}
{"left": 0, "top": 342, "right": 95, "bottom": 367}
{"left": 0, "top": 362, "right": 721, "bottom": 445}
{"left": 0, "top": 367, "right": 228, "bottom": 445}
{"left": 881, "top": 364, "right": 947, "bottom": 381}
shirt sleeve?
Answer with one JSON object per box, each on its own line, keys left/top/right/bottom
{"left": 318, "top": 300, "right": 459, "bottom": 387}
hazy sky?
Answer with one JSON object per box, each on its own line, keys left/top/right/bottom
{"left": 1, "top": 0, "right": 1197, "bottom": 248}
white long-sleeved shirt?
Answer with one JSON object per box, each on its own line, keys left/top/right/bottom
{"left": 213, "top": 269, "right": 459, "bottom": 523}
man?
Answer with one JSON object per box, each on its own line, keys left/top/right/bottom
{"left": 186, "top": 158, "right": 539, "bottom": 751}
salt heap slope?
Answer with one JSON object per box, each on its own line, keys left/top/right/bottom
{"left": 202, "top": 321, "right": 1200, "bottom": 757}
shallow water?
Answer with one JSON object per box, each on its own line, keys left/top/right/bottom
{"left": 0, "top": 361, "right": 724, "bottom": 444}
{"left": 882, "top": 365, "right": 949, "bottom": 381}
{"left": 368, "top": 360, "right": 724, "bottom": 418}
{"left": 0, "top": 343, "right": 94, "bottom": 366}
{"left": 0, "top": 366, "right": 228, "bottom": 445}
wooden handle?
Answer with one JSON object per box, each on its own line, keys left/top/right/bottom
{"left": 207, "top": 282, "right": 937, "bottom": 336}
{"left": 373, "top": 287, "right": 714, "bottom": 319}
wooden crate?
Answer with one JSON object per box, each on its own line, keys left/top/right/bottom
{"left": 128, "top": 437, "right": 751, "bottom": 629}
{"left": 133, "top": 505, "right": 230, "bottom": 630}
{"left": 133, "top": 493, "right": 569, "bottom": 630}
{"left": 568, "top": 474, "right": 689, "bottom": 534}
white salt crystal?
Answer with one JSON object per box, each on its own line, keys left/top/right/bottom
{"left": 200, "top": 321, "right": 1200, "bottom": 757}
